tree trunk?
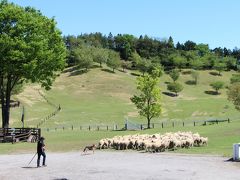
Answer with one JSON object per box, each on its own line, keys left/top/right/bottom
{"left": 0, "top": 76, "right": 12, "bottom": 128}
{"left": 147, "top": 117, "right": 150, "bottom": 129}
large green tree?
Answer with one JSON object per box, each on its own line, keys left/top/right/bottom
{"left": 0, "top": 1, "right": 66, "bottom": 128}
{"left": 130, "top": 70, "right": 162, "bottom": 129}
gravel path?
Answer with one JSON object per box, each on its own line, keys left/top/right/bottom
{"left": 0, "top": 151, "right": 240, "bottom": 180}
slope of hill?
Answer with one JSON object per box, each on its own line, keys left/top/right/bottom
{"left": 9, "top": 67, "right": 239, "bottom": 129}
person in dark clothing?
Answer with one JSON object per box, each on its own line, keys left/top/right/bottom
{"left": 37, "top": 137, "right": 46, "bottom": 167}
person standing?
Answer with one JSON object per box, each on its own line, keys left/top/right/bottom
{"left": 37, "top": 136, "right": 46, "bottom": 167}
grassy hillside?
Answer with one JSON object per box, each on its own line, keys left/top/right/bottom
{"left": 9, "top": 66, "right": 239, "bottom": 128}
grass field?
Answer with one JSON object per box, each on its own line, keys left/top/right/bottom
{"left": 1, "top": 119, "right": 239, "bottom": 156}
{"left": 1, "top": 66, "right": 240, "bottom": 156}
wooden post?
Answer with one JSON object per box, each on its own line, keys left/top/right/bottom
{"left": 63, "top": 126, "right": 64, "bottom": 130}
{"left": 172, "top": 122, "right": 174, "bottom": 127}
{"left": 107, "top": 126, "right": 108, "bottom": 131}
{"left": 194, "top": 121, "right": 196, "bottom": 126}
{"left": 141, "top": 124, "right": 143, "bottom": 130}
{"left": 162, "top": 122, "right": 164, "bottom": 128}
{"left": 183, "top": 122, "right": 184, "bottom": 127}
{"left": 228, "top": 118, "right": 230, "bottom": 123}
{"left": 89, "top": 126, "right": 91, "bottom": 131}
{"left": 204, "top": 121, "right": 206, "bottom": 126}
{"left": 97, "top": 126, "right": 99, "bottom": 131}
{"left": 72, "top": 125, "right": 73, "bottom": 130}
{"left": 216, "top": 120, "right": 218, "bottom": 124}
{"left": 115, "top": 125, "right": 118, "bottom": 130}
{"left": 152, "top": 123, "right": 154, "bottom": 129}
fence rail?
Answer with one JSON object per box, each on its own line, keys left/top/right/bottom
{"left": 0, "top": 128, "right": 41, "bottom": 143}
{"left": 42, "top": 118, "right": 231, "bottom": 132}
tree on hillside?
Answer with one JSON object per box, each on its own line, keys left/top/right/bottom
{"left": 213, "top": 62, "right": 226, "bottom": 76}
{"left": 191, "top": 70, "right": 199, "bottom": 85}
{"left": 130, "top": 70, "right": 162, "bottom": 129}
{"left": 92, "top": 48, "right": 108, "bottom": 67}
{"left": 137, "top": 58, "right": 151, "bottom": 75}
{"left": 121, "top": 61, "right": 132, "bottom": 72}
{"left": 73, "top": 47, "right": 94, "bottom": 71}
{"left": 0, "top": 1, "right": 66, "bottom": 128}
{"left": 106, "top": 50, "right": 121, "bottom": 72}
{"left": 190, "top": 59, "right": 203, "bottom": 70}
{"left": 230, "top": 74, "right": 240, "bottom": 84}
{"left": 227, "top": 83, "right": 240, "bottom": 110}
{"left": 167, "top": 82, "right": 183, "bottom": 96}
{"left": 210, "top": 81, "right": 224, "bottom": 94}
{"left": 169, "top": 69, "right": 180, "bottom": 82}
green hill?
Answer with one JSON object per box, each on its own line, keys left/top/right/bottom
{"left": 9, "top": 67, "right": 239, "bottom": 128}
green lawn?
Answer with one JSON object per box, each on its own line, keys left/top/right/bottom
{"left": 1, "top": 119, "right": 239, "bottom": 156}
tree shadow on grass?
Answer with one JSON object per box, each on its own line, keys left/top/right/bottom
{"left": 204, "top": 90, "right": 219, "bottom": 95}
{"left": 185, "top": 80, "right": 196, "bottom": 85}
{"left": 101, "top": 68, "right": 115, "bottom": 74}
{"left": 62, "top": 66, "right": 79, "bottom": 73}
{"left": 162, "top": 91, "right": 177, "bottom": 97}
{"left": 209, "top": 72, "right": 221, "bottom": 76}
{"left": 130, "top": 72, "right": 140, "bottom": 77}
{"left": 182, "top": 70, "right": 192, "bottom": 75}
{"left": 69, "top": 69, "right": 87, "bottom": 76}
{"left": 164, "top": 81, "right": 170, "bottom": 84}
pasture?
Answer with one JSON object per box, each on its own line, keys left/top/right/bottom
{"left": 2, "top": 67, "right": 240, "bottom": 156}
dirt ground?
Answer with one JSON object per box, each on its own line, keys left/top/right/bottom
{"left": 0, "top": 151, "right": 240, "bottom": 180}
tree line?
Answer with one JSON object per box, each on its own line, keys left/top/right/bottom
{"left": 63, "top": 32, "right": 240, "bottom": 72}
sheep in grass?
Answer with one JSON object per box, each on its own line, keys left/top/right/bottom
{"left": 98, "top": 139, "right": 109, "bottom": 149}
{"left": 200, "top": 137, "right": 208, "bottom": 146}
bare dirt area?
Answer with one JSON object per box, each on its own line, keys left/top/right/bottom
{"left": 0, "top": 151, "right": 240, "bottom": 180}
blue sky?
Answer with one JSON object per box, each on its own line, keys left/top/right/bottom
{"left": 9, "top": 0, "right": 240, "bottom": 49}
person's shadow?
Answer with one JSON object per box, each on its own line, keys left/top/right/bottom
{"left": 21, "top": 166, "right": 38, "bottom": 169}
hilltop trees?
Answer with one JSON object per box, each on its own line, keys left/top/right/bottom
{"left": 131, "top": 69, "right": 162, "bottom": 129}
{"left": 0, "top": 1, "right": 66, "bottom": 128}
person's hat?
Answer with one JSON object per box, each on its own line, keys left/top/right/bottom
{"left": 40, "top": 137, "right": 45, "bottom": 140}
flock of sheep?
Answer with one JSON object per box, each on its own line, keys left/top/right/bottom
{"left": 98, "top": 131, "right": 208, "bottom": 153}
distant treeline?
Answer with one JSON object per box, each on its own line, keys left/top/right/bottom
{"left": 63, "top": 32, "right": 240, "bottom": 72}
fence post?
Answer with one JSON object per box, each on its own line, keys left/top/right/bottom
{"left": 162, "top": 122, "right": 164, "bottom": 128}
{"left": 115, "top": 125, "right": 118, "bottom": 130}
{"left": 107, "top": 126, "right": 108, "bottom": 131}
{"left": 204, "top": 121, "right": 206, "bottom": 126}
{"left": 172, "top": 122, "right": 174, "bottom": 128}
{"left": 72, "top": 125, "right": 73, "bottom": 130}
{"left": 228, "top": 118, "right": 230, "bottom": 123}
{"left": 216, "top": 120, "right": 218, "bottom": 124}
{"left": 183, "top": 122, "right": 184, "bottom": 127}
{"left": 80, "top": 126, "right": 82, "bottom": 130}
{"left": 152, "top": 123, "right": 154, "bottom": 129}
{"left": 194, "top": 121, "right": 196, "bottom": 126}
{"left": 63, "top": 126, "right": 64, "bottom": 131}
{"left": 97, "top": 126, "right": 99, "bottom": 131}
{"left": 141, "top": 124, "right": 143, "bottom": 130}
{"left": 89, "top": 126, "right": 91, "bottom": 131}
